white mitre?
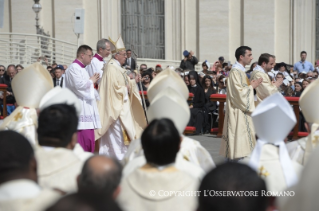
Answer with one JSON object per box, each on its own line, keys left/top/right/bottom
{"left": 0, "top": 62, "right": 53, "bottom": 144}
{"left": 147, "top": 68, "right": 189, "bottom": 103}
{"left": 299, "top": 78, "right": 319, "bottom": 163}
{"left": 249, "top": 93, "right": 301, "bottom": 192}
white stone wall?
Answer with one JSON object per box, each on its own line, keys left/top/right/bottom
{"left": 0, "top": 0, "right": 316, "bottom": 66}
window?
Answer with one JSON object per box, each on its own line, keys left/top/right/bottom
{"left": 121, "top": 0, "right": 165, "bottom": 59}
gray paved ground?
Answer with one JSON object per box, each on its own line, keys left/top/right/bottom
{"left": 185, "top": 134, "right": 225, "bottom": 165}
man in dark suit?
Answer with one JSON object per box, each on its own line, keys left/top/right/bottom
{"left": 53, "top": 65, "right": 65, "bottom": 88}
{"left": 124, "top": 49, "right": 137, "bottom": 70}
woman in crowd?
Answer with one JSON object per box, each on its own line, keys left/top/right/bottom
{"left": 202, "top": 60, "right": 210, "bottom": 75}
{"left": 302, "top": 79, "right": 310, "bottom": 90}
{"left": 217, "top": 75, "right": 227, "bottom": 94}
{"left": 184, "top": 74, "right": 190, "bottom": 86}
{"left": 293, "top": 82, "right": 303, "bottom": 97}
{"left": 202, "top": 75, "right": 217, "bottom": 130}
{"left": 187, "top": 71, "right": 206, "bottom": 135}
{"left": 215, "top": 65, "right": 223, "bottom": 75}
{"left": 141, "top": 71, "right": 153, "bottom": 91}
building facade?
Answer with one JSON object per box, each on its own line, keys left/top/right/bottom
{"left": 0, "top": 0, "right": 317, "bottom": 67}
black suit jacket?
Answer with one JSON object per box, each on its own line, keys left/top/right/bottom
{"left": 53, "top": 77, "right": 64, "bottom": 87}
{"left": 124, "top": 57, "right": 137, "bottom": 70}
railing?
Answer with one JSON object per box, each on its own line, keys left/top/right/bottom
{"left": 0, "top": 33, "right": 77, "bottom": 66}
{"left": 210, "top": 95, "right": 304, "bottom": 140}
{"left": 139, "top": 91, "right": 306, "bottom": 139}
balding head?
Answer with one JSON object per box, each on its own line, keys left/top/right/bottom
{"left": 78, "top": 156, "right": 122, "bottom": 198}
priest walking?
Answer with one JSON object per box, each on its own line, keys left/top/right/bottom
{"left": 95, "top": 36, "right": 146, "bottom": 160}
{"left": 220, "top": 46, "right": 263, "bottom": 160}
{"left": 65, "top": 45, "right": 101, "bottom": 153}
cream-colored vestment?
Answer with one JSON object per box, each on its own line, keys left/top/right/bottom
{"left": 250, "top": 70, "right": 278, "bottom": 106}
{"left": 95, "top": 59, "right": 146, "bottom": 160}
{"left": 221, "top": 68, "right": 256, "bottom": 159}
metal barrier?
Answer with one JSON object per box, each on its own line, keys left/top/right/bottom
{"left": 0, "top": 33, "right": 77, "bottom": 66}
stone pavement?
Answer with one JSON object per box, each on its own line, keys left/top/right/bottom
{"left": 185, "top": 134, "right": 225, "bottom": 165}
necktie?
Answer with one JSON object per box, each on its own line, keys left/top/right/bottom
{"left": 128, "top": 58, "right": 131, "bottom": 66}
{"left": 56, "top": 79, "right": 59, "bottom": 86}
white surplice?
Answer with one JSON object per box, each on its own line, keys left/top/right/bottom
{"left": 86, "top": 54, "right": 105, "bottom": 84}
{"left": 65, "top": 62, "right": 101, "bottom": 130}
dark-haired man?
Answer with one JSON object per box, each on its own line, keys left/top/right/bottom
{"left": 53, "top": 65, "right": 65, "bottom": 88}
{"left": 198, "top": 162, "right": 270, "bottom": 211}
{"left": 0, "top": 131, "right": 61, "bottom": 211}
{"left": 65, "top": 45, "right": 101, "bottom": 153}
{"left": 293, "top": 51, "right": 314, "bottom": 74}
{"left": 124, "top": 49, "right": 136, "bottom": 70}
{"left": 221, "top": 46, "right": 263, "bottom": 160}
{"left": 250, "top": 53, "right": 282, "bottom": 106}
{"left": 36, "top": 104, "right": 87, "bottom": 193}
{"left": 117, "top": 119, "right": 198, "bottom": 211}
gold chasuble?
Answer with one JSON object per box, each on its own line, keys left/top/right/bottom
{"left": 220, "top": 68, "right": 256, "bottom": 159}
{"left": 95, "top": 59, "right": 146, "bottom": 143}
{"left": 250, "top": 70, "right": 278, "bottom": 106}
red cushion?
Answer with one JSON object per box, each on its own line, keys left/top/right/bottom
{"left": 288, "top": 131, "right": 309, "bottom": 137}
{"left": 285, "top": 96, "right": 299, "bottom": 102}
{"left": 185, "top": 126, "right": 196, "bottom": 131}
{"left": 210, "top": 94, "right": 227, "bottom": 98}
{"left": 189, "top": 93, "right": 194, "bottom": 97}
{"left": 0, "top": 84, "right": 8, "bottom": 88}
{"left": 0, "top": 116, "right": 3, "bottom": 119}
{"left": 139, "top": 91, "right": 147, "bottom": 95}
{"left": 210, "top": 128, "right": 218, "bottom": 133}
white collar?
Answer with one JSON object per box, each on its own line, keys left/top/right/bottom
{"left": 191, "top": 84, "right": 197, "bottom": 87}
{"left": 0, "top": 179, "right": 41, "bottom": 201}
{"left": 253, "top": 65, "right": 265, "bottom": 73}
{"left": 232, "top": 61, "right": 246, "bottom": 72}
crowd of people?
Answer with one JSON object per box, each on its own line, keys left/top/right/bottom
{"left": 1, "top": 38, "right": 319, "bottom": 211}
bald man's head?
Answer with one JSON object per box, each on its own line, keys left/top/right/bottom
{"left": 78, "top": 155, "right": 122, "bottom": 197}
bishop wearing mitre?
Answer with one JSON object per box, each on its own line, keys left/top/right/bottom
{"left": 95, "top": 35, "right": 147, "bottom": 160}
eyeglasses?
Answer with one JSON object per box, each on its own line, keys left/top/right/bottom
{"left": 144, "top": 76, "right": 150, "bottom": 80}
{"left": 0, "top": 69, "right": 4, "bottom": 72}
{"left": 302, "top": 64, "right": 305, "bottom": 69}
{"left": 118, "top": 53, "right": 127, "bottom": 57}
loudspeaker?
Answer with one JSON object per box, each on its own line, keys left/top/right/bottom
{"left": 74, "top": 8, "right": 85, "bottom": 34}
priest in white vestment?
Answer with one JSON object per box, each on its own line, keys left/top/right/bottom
{"left": 0, "top": 63, "right": 53, "bottom": 145}
{"left": 86, "top": 39, "right": 114, "bottom": 88}
{"left": 36, "top": 104, "right": 88, "bottom": 193}
{"left": 250, "top": 53, "right": 282, "bottom": 106}
{"left": 221, "top": 46, "right": 263, "bottom": 160}
{"left": 95, "top": 36, "right": 146, "bottom": 160}
{"left": 117, "top": 119, "right": 198, "bottom": 211}
{"left": 65, "top": 45, "right": 101, "bottom": 152}
{"left": 248, "top": 93, "right": 302, "bottom": 193}
{"left": 124, "top": 69, "right": 215, "bottom": 172}
{"left": 0, "top": 131, "right": 61, "bottom": 211}
{"left": 286, "top": 78, "right": 319, "bottom": 165}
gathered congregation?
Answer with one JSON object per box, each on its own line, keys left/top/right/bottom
{"left": 1, "top": 36, "right": 319, "bottom": 211}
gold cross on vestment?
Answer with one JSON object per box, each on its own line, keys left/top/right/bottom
{"left": 14, "top": 112, "right": 23, "bottom": 121}
{"left": 258, "top": 166, "right": 270, "bottom": 177}
{"left": 312, "top": 135, "right": 319, "bottom": 146}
